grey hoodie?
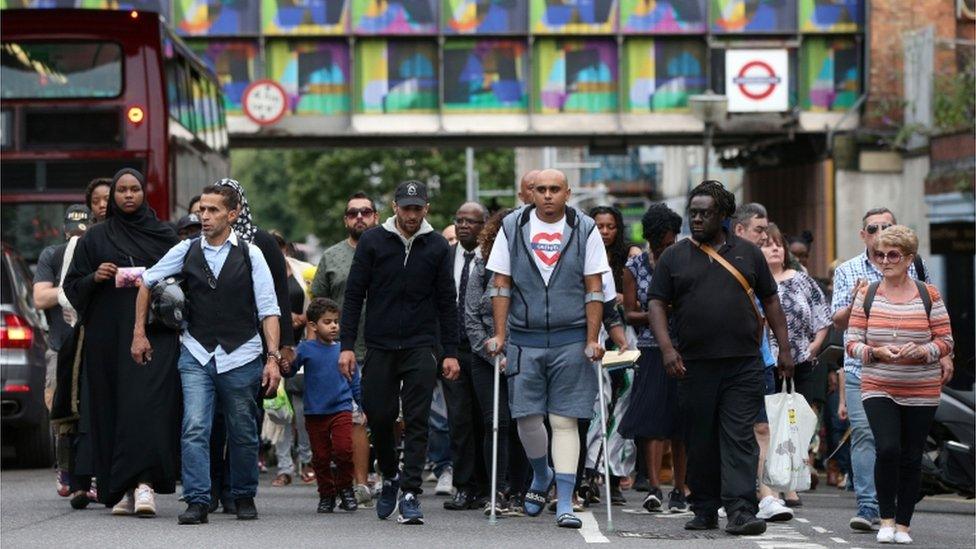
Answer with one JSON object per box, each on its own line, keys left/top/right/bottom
{"left": 382, "top": 216, "right": 435, "bottom": 266}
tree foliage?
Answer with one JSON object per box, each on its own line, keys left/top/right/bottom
{"left": 231, "top": 148, "right": 515, "bottom": 245}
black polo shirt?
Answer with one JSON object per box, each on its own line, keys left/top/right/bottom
{"left": 648, "top": 231, "right": 777, "bottom": 361}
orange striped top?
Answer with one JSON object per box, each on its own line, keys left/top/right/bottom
{"left": 845, "top": 283, "right": 953, "bottom": 406}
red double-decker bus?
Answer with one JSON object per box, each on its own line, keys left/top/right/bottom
{"left": 1, "top": 9, "right": 229, "bottom": 261}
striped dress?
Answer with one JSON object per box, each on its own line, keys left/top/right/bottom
{"left": 845, "top": 283, "right": 954, "bottom": 406}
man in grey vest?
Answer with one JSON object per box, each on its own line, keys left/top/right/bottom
{"left": 133, "top": 184, "right": 282, "bottom": 525}
{"left": 485, "top": 168, "right": 609, "bottom": 529}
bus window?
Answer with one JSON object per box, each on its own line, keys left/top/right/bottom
{"left": 191, "top": 70, "right": 204, "bottom": 142}
{"left": 178, "top": 60, "right": 194, "bottom": 132}
{"left": 1, "top": 41, "right": 122, "bottom": 99}
{"left": 166, "top": 60, "right": 180, "bottom": 122}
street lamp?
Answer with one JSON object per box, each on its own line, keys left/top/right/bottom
{"left": 688, "top": 90, "right": 728, "bottom": 183}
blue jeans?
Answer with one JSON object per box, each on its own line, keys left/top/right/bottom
{"left": 178, "top": 347, "right": 263, "bottom": 506}
{"left": 427, "top": 380, "right": 452, "bottom": 477}
{"left": 845, "top": 374, "right": 879, "bottom": 518}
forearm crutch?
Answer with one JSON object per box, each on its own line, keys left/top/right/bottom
{"left": 596, "top": 361, "right": 614, "bottom": 532}
{"left": 489, "top": 345, "right": 501, "bottom": 525}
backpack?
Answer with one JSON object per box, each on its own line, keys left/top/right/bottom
{"left": 863, "top": 279, "right": 933, "bottom": 320}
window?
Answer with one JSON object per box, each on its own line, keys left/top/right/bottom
{"left": 1, "top": 41, "right": 123, "bottom": 99}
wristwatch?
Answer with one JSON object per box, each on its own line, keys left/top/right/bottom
{"left": 267, "top": 350, "right": 282, "bottom": 361}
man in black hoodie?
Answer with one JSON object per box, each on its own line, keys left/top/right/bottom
{"left": 339, "top": 180, "right": 460, "bottom": 526}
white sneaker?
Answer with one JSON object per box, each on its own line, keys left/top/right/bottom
{"left": 134, "top": 484, "right": 156, "bottom": 517}
{"left": 877, "top": 526, "right": 896, "bottom": 543}
{"left": 435, "top": 467, "right": 454, "bottom": 496}
{"left": 111, "top": 491, "right": 135, "bottom": 516}
{"left": 756, "top": 495, "right": 794, "bottom": 522}
{"left": 718, "top": 507, "right": 727, "bottom": 518}
{"left": 894, "top": 531, "right": 913, "bottom": 544}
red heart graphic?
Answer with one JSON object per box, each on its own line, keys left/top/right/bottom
{"left": 531, "top": 232, "right": 562, "bottom": 267}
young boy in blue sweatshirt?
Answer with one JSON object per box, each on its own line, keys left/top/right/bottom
{"left": 285, "top": 298, "right": 362, "bottom": 513}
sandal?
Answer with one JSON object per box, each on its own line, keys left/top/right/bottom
{"left": 523, "top": 489, "right": 548, "bottom": 517}
{"left": 300, "top": 465, "right": 316, "bottom": 484}
{"left": 271, "top": 473, "right": 292, "bottom": 487}
{"left": 556, "top": 513, "right": 582, "bottom": 529}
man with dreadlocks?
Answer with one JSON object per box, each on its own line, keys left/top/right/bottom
{"left": 647, "top": 181, "right": 794, "bottom": 536}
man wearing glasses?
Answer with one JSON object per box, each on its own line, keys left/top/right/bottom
{"left": 442, "top": 202, "right": 489, "bottom": 511}
{"left": 831, "top": 207, "right": 932, "bottom": 533}
{"left": 311, "top": 191, "right": 380, "bottom": 508}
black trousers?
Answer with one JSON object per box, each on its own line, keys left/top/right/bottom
{"left": 679, "top": 356, "right": 765, "bottom": 519}
{"left": 443, "top": 347, "right": 487, "bottom": 493}
{"left": 863, "top": 398, "right": 937, "bottom": 526}
{"left": 362, "top": 347, "right": 439, "bottom": 494}
{"left": 470, "top": 354, "right": 530, "bottom": 495}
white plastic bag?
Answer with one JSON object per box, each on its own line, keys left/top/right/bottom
{"left": 762, "top": 383, "right": 818, "bottom": 492}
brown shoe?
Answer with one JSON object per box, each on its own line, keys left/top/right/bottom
{"left": 272, "top": 473, "right": 292, "bottom": 487}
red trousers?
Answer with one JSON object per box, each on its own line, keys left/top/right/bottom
{"left": 305, "top": 411, "right": 354, "bottom": 498}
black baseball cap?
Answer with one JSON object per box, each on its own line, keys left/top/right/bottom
{"left": 394, "top": 180, "right": 428, "bottom": 208}
{"left": 63, "top": 205, "right": 92, "bottom": 234}
{"left": 176, "top": 213, "right": 202, "bottom": 231}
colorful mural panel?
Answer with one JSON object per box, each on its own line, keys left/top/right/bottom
{"left": 352, "top": 0, "right": 438, "bottom": 34}
{"left": 534, "top": 39, "right": 617, "bottom": 113}
{"left": 267, "top": 40, "right": 350, "bottom": 114}
{"left": 188, "top": 39, "right": 258, "bottom": 112}
{"left": 799, "top": 0, "right": 861, "bottom": 33}
{"left": 800, "top": 37, "right": 859, "bottom": 111}
{"left": 620, "top": 0, "right": 705, "bottom": 34}
{"left": 442, "top": 0, "right": 526, "bottom": 34}
{"left": 355, "top": 40, "right": 437, "bottom": 113}
{"left": 710, "top": 0, "right": 796, "bottom": 33}
{"left": 262, "top": 0, "right": 349, "bottom": 35}
{"left": 443, "top": 39, "right": 526, "bottom": 112}
{"left": 79, "top": 0, "right": 166, "bottom": 9}
{"left": 530, "top": 0, "right": 616, "bottom": 34}
{"left": 624, "top": 38, "right": 705, "bottom": 112}
{"left": 173, "top": 0, "right": 259, "bottom": 35}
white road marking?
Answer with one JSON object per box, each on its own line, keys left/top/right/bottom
{"left": 753, "top": 523, "right": 829, "bottom": 549}
{"left": 577, "top": 511, "right": 609, "bottom": 544}
{"left": 795, "top": 518, "right": 810, "bottom": 523}
{"left": 830, "top": 537, "right": 848, "bottom": 544}
{"left": 620, "top": 509, "right": 692, "bottom": 518}
{"left": 812, "top": 526, "right": 829, "bottom": 533}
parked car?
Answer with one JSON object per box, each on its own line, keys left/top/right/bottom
{"left": 1, "top": 242, "right": 52, "bottom": 467}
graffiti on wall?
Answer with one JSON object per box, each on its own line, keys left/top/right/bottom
{"left": 710, "top": 0, "right": 796, "bottom": 33}
{"left": 173, "top": 0, "right": 259, "bottom": 35}
{"left": 188, "top": 39, "right": 257, "bottom": 112}
{"left": 442, "top": 0, "right": 526, "bottom": 33}
{"left": 799, "top": 0, "right": 861, "bottom": 32}
{"left": 800, "top": 37, "right": 859, "bottom": 111}
{"left": 268, "top": 40, "right": 350, "bottom": 114}
{"left": 620, "top": 0, "right": 705, "bottom": 33}
{"left": 261, "top": 0, "right": 349, "bottom": 35}
{"left": 352, "top": 0, "right": 438, "bottom": 34}
{"left": 624, "top": 38, "right": 706, "bottom": 112}
{"left": 356, "top": 40, "right": 438, "bottom": 113}
{"left": 443, "top": 39, "right": 526, "bottom": 111}
{"left": 535, "top": 39, "right": 617, "bottom": 113}
{"left": 530, "top": 0, "right": 616, "bottom": 34}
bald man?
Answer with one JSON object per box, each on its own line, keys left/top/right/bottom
{"left": 517, "top": 170, "right": 541, "bottom": 205}
{"left": 485, "top": 169, "right": 609, "bottom": 529}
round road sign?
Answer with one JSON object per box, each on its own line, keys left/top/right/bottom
{"left": 242, "top": 79, "right": 287, "bottom": 126}
{"left": 732, "top": 60, "right": 781, "bottom": 101}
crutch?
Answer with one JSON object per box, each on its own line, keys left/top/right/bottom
{"left": 596, "top": 360, "right": 614, "bottom": 532}
{"left": 489, "top": 342, "right": 501, "bottom": 525}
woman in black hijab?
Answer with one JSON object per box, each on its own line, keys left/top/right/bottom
{"left": 62, "top": 168, "right": 181, "bottom": 517}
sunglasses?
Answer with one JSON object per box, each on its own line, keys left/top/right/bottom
{"left": 345, "top": 207, "right": 375, "bottom": 219}
{"left": 873, "top": 250, "right": 905, "bottom": 264}
{"left": 865, "top": 223, "right": 892, "bottom": 235}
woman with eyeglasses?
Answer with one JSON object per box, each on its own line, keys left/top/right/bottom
{"left": 845, "top": 225, "right": 953, "bottom": 545}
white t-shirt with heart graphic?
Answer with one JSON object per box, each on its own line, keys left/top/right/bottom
{"left": 487, "top": 209, "right": 609, "bottom": 286}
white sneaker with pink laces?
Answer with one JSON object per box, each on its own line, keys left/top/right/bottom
{"left": 134, "top": 484, "right": 156, "bottom": 517}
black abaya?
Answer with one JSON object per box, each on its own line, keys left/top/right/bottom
{"left": 62, "top": 224, "right": 181, "bottom": 507}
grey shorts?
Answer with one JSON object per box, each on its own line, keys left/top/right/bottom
{"left": 505, "top": 341, "right": 597, "bottom": 419}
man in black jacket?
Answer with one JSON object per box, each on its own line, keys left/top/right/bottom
{"left": 339, "top": 180, "right": 460, "bottom": 526}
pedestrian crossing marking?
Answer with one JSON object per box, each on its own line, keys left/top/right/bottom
{"left": 577, "top": 511, "right": 609, "bottom": 543}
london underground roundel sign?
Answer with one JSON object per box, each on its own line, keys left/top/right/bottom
{"left": 725, "top": 50, "right": 788, "bottom": 113}
{"left": 242, "top": 79, "right": 287, "bottom": 126}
